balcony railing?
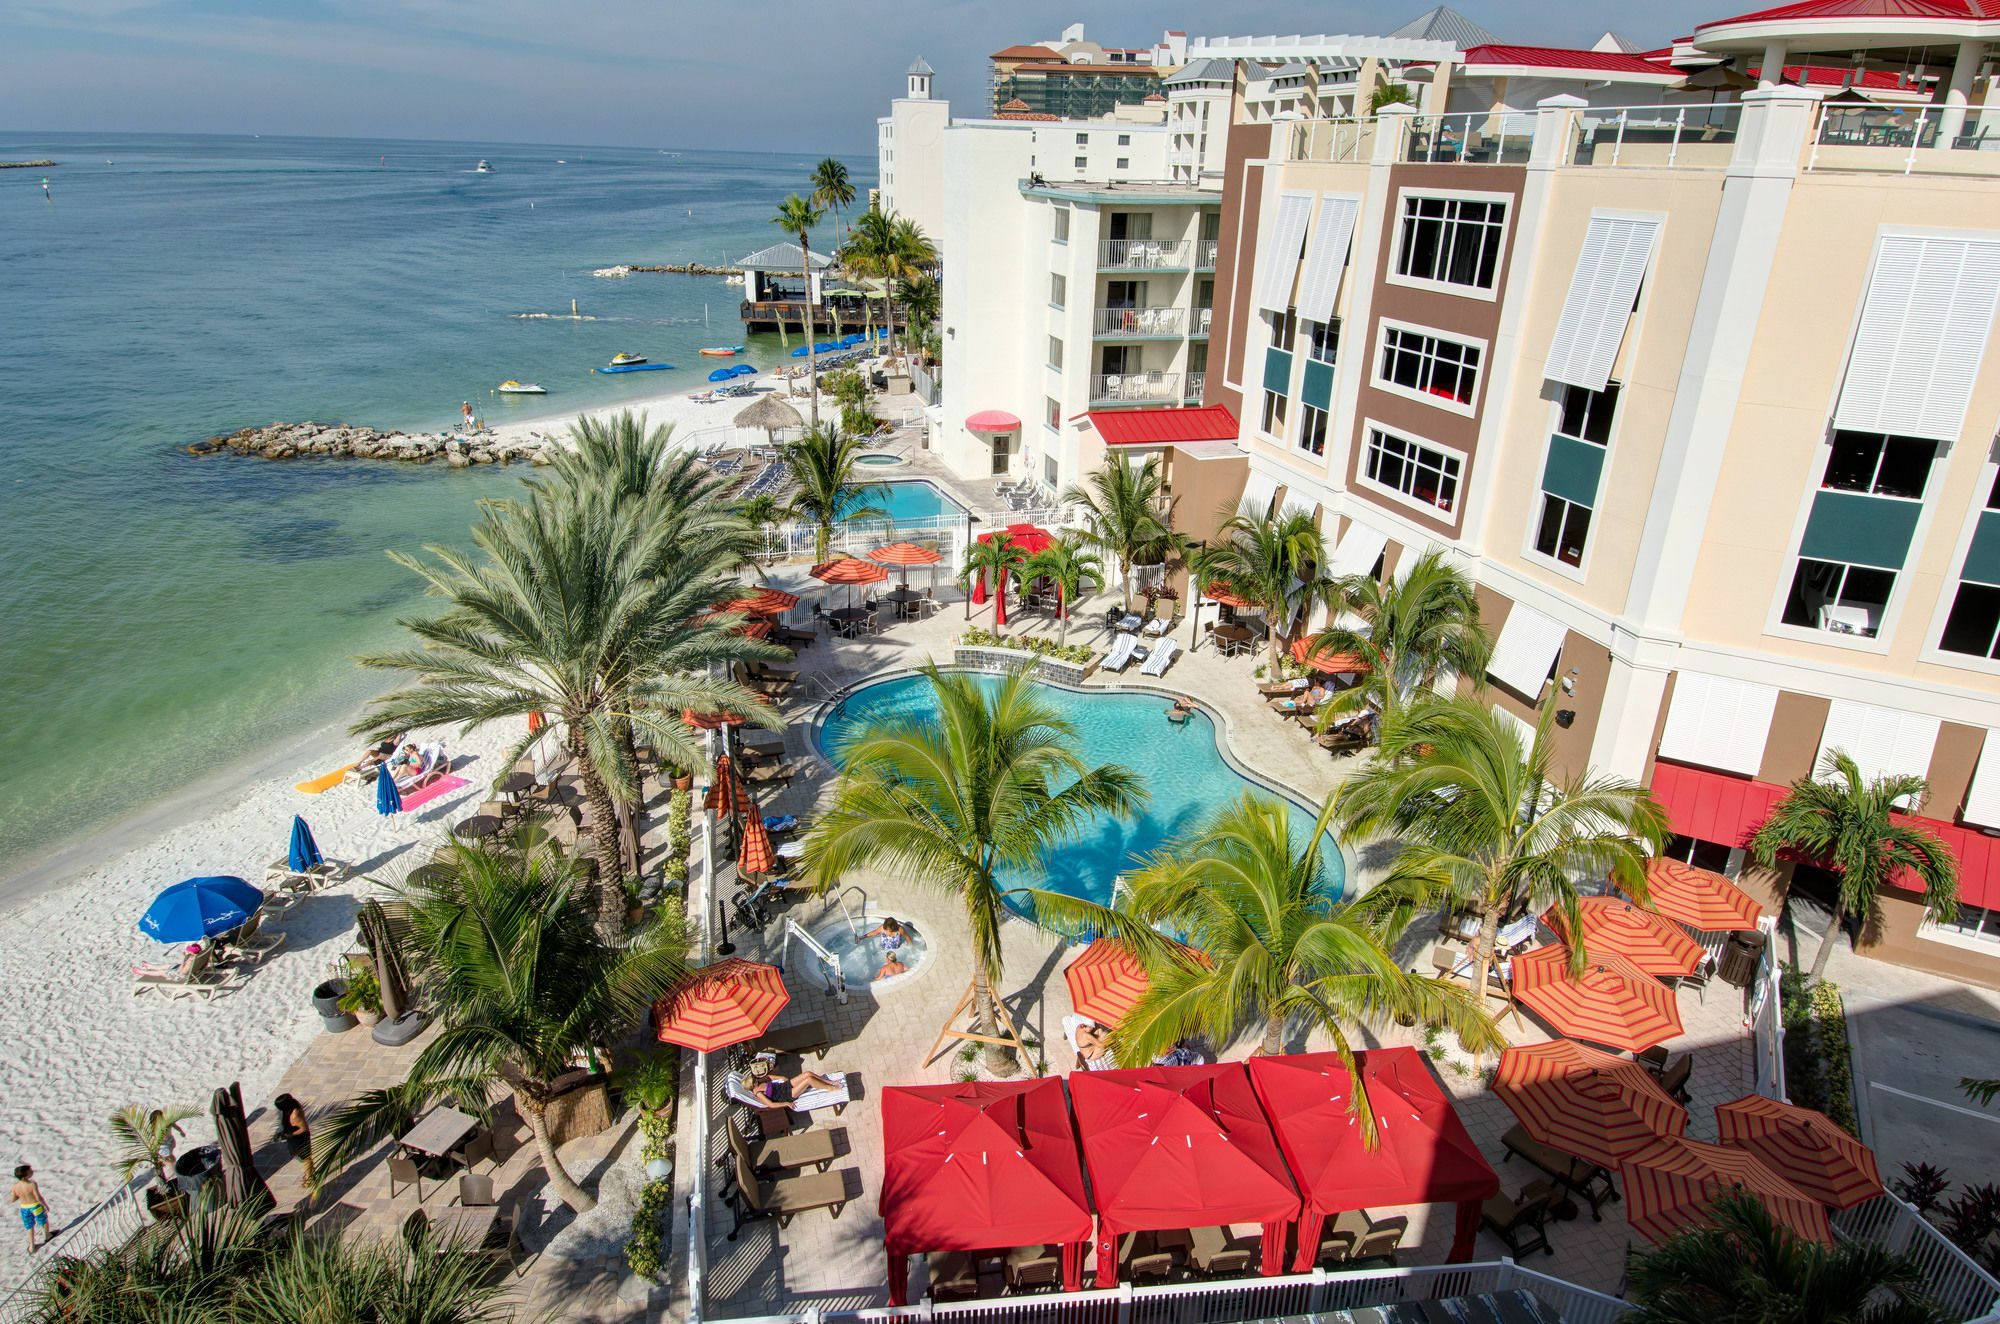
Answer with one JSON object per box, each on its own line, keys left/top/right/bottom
{"left": 1570, "top": 104, "right": 1742, "bottom": 167}
{"left": 1094, "top": 306, "right": 1186, "bottom": 337}
{"left": 1091, "top": 371, "right": 1181, "bottom": 403}
{"left": 1403, "top": 112, "right": 1538, "bottom": 165}
{"left": 1807, "top": 104, "right": 2000, "bottom": 175}
{"left": 1098, "top": 238, "right": 1190, "bottom": 270}
{"left": 1192, "top": 306, "right": 1214, "bottom": 335}
{"left": 1196, "top": 238, "right": 1218, "bottom": 268}
{"left": 1186, "top": 371, "right": 1206, "bottom": 398}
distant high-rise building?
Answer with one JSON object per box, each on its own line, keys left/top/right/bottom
{"left": 987, "top": 26, "right": 1187, "bottom": 117}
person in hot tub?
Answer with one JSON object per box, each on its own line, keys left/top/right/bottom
{"left": 861, "top": 916, "right": 910, "bottom": 980}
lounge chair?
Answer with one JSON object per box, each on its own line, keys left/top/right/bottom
{"left": 232, "top": 912, "right": 286, "bottom": 964}
{"left": 726, "top": 1114, "right": 836, "bottom": 1175}
{"left": 1501, "top": 1124, "right": 1619, "bottom": 1220}
{"left": 1102, "top": 634, "right": 1140, "bottom": 672}
{"left": 1005, "top": 1244, "right": 1062, "bottom": 1292}
{"left": 1313, "top": 1208, "right": 1373, "bottom": 1265}
{"left": 1482, "top": 1185, "right": 1554, "bottom": 1258}
{"left": 131, "top": 948, "right": 235, "bottom": 1001}
{"left": 395, "top": 743, "right": 449, "bottom": 793}
{"left": 724, "top": 1149, "right": 853, "bottom": 1238}
{"left": 1062, "top": 1014, "right": 1118, "bottom": 1071}
{"left": 927, "top": 1250, "right": 980, "bottom": 1301}
{"left": 742, "top": 762, "right": 794, "bottom": 786}
{"left": 1140, "top": 638, "right": 1181, "bottom": 677}
{"left": 753, "top": 1019, "right": 830, "bottom": 1061}
{"left": 1188, "top": 1225, "right": 1253, "bottom": 1277}
{"left": 1350, "top": 1216, "right": 1407, "bottom": 1266}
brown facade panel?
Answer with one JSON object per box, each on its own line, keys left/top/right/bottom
{"left": 1757, "top": 692, "right": 1830, "bottom": 786}
{"left": 1209, "top": 114, "right": 1270, "bottom": 421}
{"left": 1926, "top": 722, "right": 1986, "bottom": 823}
{"left": 1545, "top": 631, "right": 1611, "bottom": 783}
{"left": 1642, "top": 671, "right": 1680, "bottom": 788}
{"left": 1737, "top": 870, "right": 2000, "bottom": 994}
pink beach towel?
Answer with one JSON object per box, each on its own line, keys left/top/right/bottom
{"left": 397, "top": 774, "right": 468, "bottom": 811}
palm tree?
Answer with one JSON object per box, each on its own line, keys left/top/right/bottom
{"left": 900, "top": 270, "right": 941, "bottom": 357}
{"left": 1204, "top": 502, "right": 1328, "bottom": 672}
{"left": 887, "top": 215, "right": 937, "bottom": 362}
{"left": 1301, "top": 547, "right": 1491, "bottom": 735}
{"left": 959, "top": 532, "right": 1026, "bottom": 631}
{"left": 771, "top": 193, "right": 827, "bottom": 424}
{"left": 1626, "top": 1189, "right": 1949, "bottom": 1324}
{"left": 838, "top": 212, "right": 888, "bottom": 345}
{"left": 804, "top": 665, "right": 1146, "bottom": 1073}
{"left": 1334, "top": 695, "right": 1670, "bottom": 1016}
{"left": 1062, "top": 452, "right": 1181, "bottom": 610}
{"left": 312, "top": 834, "right": 692, "bottom": 1213}
{"left": 108, "top": 1104, "right": 198, "bottom": 1192}
{"left": 1750, "top": 752, "right": 1959, "bottom": 986}
{"left": 1020, "top": 535, "right": 1104, "bottom": 645}
{"left": 779, "top": 422, "right": 890, "bottom": 562}
{"left": 811, "top": 157, "right": 855, "bottom": 239}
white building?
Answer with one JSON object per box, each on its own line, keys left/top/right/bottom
{"left": 877, "top": 57, "right": 949, "bottom": 249}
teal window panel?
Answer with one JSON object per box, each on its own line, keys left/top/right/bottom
{"left": 1263, "top": 348, "right": 1294, "bottom": 395}
{"left": 1799, "top": 490, "right": 1922, "bottom": 571}
{"left": 1963, "top": 509, "right": 2000, "bottom": 586}
{"left": 1540, "top": 434, "right": 1605, "bottom": 508}
{"left": 1301, "top": 359, "right": 1334, "bottom": 410}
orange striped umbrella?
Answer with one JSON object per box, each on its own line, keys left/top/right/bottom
{"left": 684, "top": 708, "right": 747, "bottom": 729}
{"left": 1492, "top": 1039, "right": 1688, "bottom": 1169}
{"left": 1202, "top": 582, "right": 1259, "bottom": 609}
{"left": 723, "top": 586, "right": 801, "bottom": 616}
{"left": 1542, "top": 896, "right": 1707, "bottom": 978}
{"left": 704, "top": 757, "right": 749, "bottom": 815}
{"left": 811, "top": 556, "right": 889, "bottom": 586}
{"left": 869, "top": 543, "right": 944, "bottom": 567}
{"left": 1511, "top": 944, "right": 1684, "bottom": 1052}
{"left": 1059, "top": 938, "right": 1203, "bottom": 1025}
{"left": 1715, "top": 1094, "right": 1884, "bottom": 1209}
{"left": 1290, "top": 636, "right": 1372, "bottom": 674}
{"left": 652, "top": 958, "right": 790, "bottom": 1052}
{"left": 1621, "top": 858, "right": 1763, "bottom": 932}
{"left": 1619, "top": 1136, "right": 1833, "bottom": 1245}
{"left": 738, "top": 799, "right": 777, "bottom": 876}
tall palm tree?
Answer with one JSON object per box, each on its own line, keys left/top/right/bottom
{"left": 1020, "top": 535, "right": 1104, "bottom": 645}
{"left": 312, "top": 834, "right": 692, "bottom": 1213}
{"left": 108, "top": 1104, "right": 198, "bottom": 1192}
{"left": 779, "top": 422, "right": 890, "bottom": 562}
{"left": 1061, "top": 452, "right": 1182, "bottom": 610}
{"left": 1626, "top": 1189, "right": 1949, "bottom": 1324}
{"left": 1302, "top": 547, "right": 1491, "bottom": 735}
{"left": 1334, "top": 695, "right": 1670, "bottom": 1015}
{"left": 1750, "top": 752, "right": 1959, "bottom": 986}
{"left": 899, "top": 270, "right": 941, "bottom": 360}
{"left": 1204, "top": 502, "right": 1328, "bottom": 672}
{"left": 959, "top": 532, "right": 1026, "bottom": 631}
{"left": 804, "top": 665, "right": 1145, "bottom": 1073}
{"left": 811, "top": 157, "right": 855, "bottom": 239}
{"left": 771, "top": 193, "right": 827, "bottom": 424}
{"left": 886, "top": 215, "right": 937, "bottom": 363}
{"left": 838, "top": 211, "right": 889, "bottom": 345}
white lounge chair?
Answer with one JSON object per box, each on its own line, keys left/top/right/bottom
{"left": 1062, "top": 1014, "right": 1119, "bottom": 1071}
{"left": 1140, "top": 638, "right": 1181, "bottom": 677}
{"left": 395, "top": 743, "right": 449, "bottom": 793}
{"left": 1103, "top": 634, "right": 1140, "bottom": 672}
{"left": 131, "top": 948, "right": 237, "bottom": 1001}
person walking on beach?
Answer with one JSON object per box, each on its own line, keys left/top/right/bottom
{"left": 13, "top": 1164, "right": 54, "bottom": 1253}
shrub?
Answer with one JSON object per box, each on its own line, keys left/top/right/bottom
{"left": 637, "top": 1110, "right": 674, "bottom": 1164}
{"left": 625, "top": 1178, "right": 673, "bottom": 1278}
{"left": 1809, "top": 980, "right": 1857, "bottom": 1136}
{"left": 625, "top": 1046, "right": 679, "bottom": 1116}
{"left": 959, "top": 628, "right": 1093, "bottom": 667}
{"left": 336, "top": 967, "right": 382, "bottom": 1016}
{"left": 1893, "top": 1161, "right": 1952, "bottom": 1214}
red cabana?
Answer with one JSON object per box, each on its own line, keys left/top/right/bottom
{"left": 1069, "top": 1064, "right": 1300, "bottom": 1287}
{"left": 880, "top": 1080, "right": 1094, "bottom": 1306}
{"left": 1248, "top": 1049, "right": 1498, "bottom": 1269}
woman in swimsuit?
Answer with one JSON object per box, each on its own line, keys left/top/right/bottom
{"left": 751, "top": 1069, "right": 842, "bottom": 1107}
{"left": 862, "top": 917, "right": 909, "bottom": 979}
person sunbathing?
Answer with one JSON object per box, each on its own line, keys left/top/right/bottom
{"left": 352, "top": 738, "right": 397, "bottom": 781}
{"left": 1073, "top": 1021, "right": 1112, "bottom": 1063}
{"left": 132, "top": 943, "right": 205, "bottom": 979}
{"left": 747, "top": 1066, "right": 843, "bottom": 1108}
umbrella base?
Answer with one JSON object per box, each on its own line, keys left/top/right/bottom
{"left": 371, "top": 1009, "right": 429, "bottom": 1046}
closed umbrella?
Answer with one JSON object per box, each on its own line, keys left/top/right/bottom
{"left": 652, "top": 958, "right": 790, "bottom": 1051}
{"left": 288, "top": 816, "right": 323, "bottom": 873}
{"left": 140, "top": 876, "right": 265, "bottom": 943}
{"left": 358, "top": 899, "right": 412, "bottom": 1024}
{"left": 1622, "top": 858, "right": 1763, "bottom": 931}
{"left": 210, "top": 1081, "right": 272, "bottom": 1212}
{"left": 1541, "top": 896, "right": 1707, "bottom": 978}
{"left": 1619, "top": 1135, "right": 1833, "bottom": 1245}
{"left": 1510, "top": 943, "right": 1684, "bottom": 1052}
{"left": 377, "top": 768, "right": 403, "bottom": 816}
{"left": 1715, "top": 1094, "right": 1884, "bottom": 1209}
{"left": 1492, "top": 1039, "right": 1688, "bottom": 1169}
{"left": 738, "top": 800, "right": 777, "bottom": 878}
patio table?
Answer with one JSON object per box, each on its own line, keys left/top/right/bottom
{"left": 452, "top": 815, "right": 504, "bottom": 841}
{"left": 400, "top": 1107, "right": 480, "bottom": 1160}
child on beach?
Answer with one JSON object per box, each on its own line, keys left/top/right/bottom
{"left": 13, "top": 1164, "right": 53, "bottom": 1253}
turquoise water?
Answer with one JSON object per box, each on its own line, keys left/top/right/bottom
{"left": 0, "top": 132, "right": 869, "bottom": 876}
{"left": 877, "top": 481, "right": 965, "bottom": 527}
{"left": 815, "top": 674, "right": 1345, "bottom": 910}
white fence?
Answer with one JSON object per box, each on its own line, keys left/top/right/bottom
{"left": 1835, "top": 1195, "right": 2000, "bottom": 1322}
{"left": 0, "top": 1176, "right": 149, "bottom": 1322}
{"left": 1749, "top": 917, "right": 1785, "bottom": 1102}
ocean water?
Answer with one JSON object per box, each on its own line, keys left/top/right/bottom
{"left": 815, "top": 674, "right": 1346, "bottom": 910}
{"left": 0, "top": 132, "right": 869, "bottom": 877}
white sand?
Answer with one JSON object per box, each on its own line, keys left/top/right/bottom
{"left": 0, "top": 715, "right": 517, "bottom": 1289}
{"left": 477, "top": 362, "right": 838, "bottom": 453}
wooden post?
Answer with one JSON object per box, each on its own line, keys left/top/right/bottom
{"left": 923, "top": 980, "right": 1031, "bottom": 1067}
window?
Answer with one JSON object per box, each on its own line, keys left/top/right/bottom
{"left": 1046, "top": 455, "right": 1060, "bottom": 487}
{"left": 1363, "top": 427, "right": 1462, "bottom": 514}
{"left": 1396, "top": 194, "right": 1506, "bottom": 292}
{"left": 1074, "top": 157, "right": 1087, "bottom": 169}
{"left": 1377, "top": 324, "right": 1481, "bottom": 409}
{"left": 1307, "top": 319, "right": 1338, "bottom": 365}
{"left": 1053, "top": 208, "right": 1070, "bottom": 243}
{"left": 1047, "top": 336, "right": 1064, "bottom": 371}
{"left": 1261, "top": 391, "right": 1288, "bottom": 435}
{"left": 1267, "top": 308, "right": 1297, "bottom": 353}
{"left": 1534, "top": 497, "right": 1593, "bottom": 568}
{"left": 1045, "top": 396, "right": 1060, "bottom": 430}
{"left": 1076, "top": 132, "right": 1088, "bottom": 145}
{"left": 1935, "top": 902, "right": 2000, "bottom": 946}
{"left": 1823, "top": 431, "right": 1938, "bottom": 500}
{"left": 1118, "top": 134, "right": 1131, "bottom": 146}
{"left": 1558, "top": 382, "right": 1618, "bottom": 443}
{"left": 1116, "top": 158, "right": 1130, "bottom": 170}
{"left": 1665, "top": 835, "right": 1734, "bottom": 875}
{"left": 1299, "top": 403, "right": 1329, "bottom": 456}
{"left": 1783, "top": 559, "right": 1895, "bottom": 637}
{"left": 1941, "top": 583, "right": 2000, "bottom": 658}
{"left": 1532, "top": 382, "right": 1619, "bottom": 570}
{"left": 1049, "top": 273, "right": 1066, "bottom": 309}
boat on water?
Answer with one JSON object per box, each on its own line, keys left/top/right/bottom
{"left": 495, "top": 381, "right": 547, "bottom": 395}
{"left": 698, "top": 346, "right": 745, "bottom": 357}
{"left": 610, "top": 352, "right": 648, "bottom": 366}
{"left": 594, "top": 362, "right": 674, "bottom": 374}
{"left": 475, "top": 160, "right": 492, "bottom": 173}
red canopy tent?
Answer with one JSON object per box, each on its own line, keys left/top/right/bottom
{"left": 1247, "top": 1048, "right": 1498, "bottom": 1269}
{"left": 970, "top": 526, "right": 1054, "bottom": 626}
{"left": 1069, "top": 1063, "right": 1300, "bottom": 1287}
{"left": 880, "top": 1080, "right": 1093, "bottom": 1305}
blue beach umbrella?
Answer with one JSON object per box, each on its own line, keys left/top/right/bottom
{"left": 790, "top": 345, "right": 810, "bottom": 358}
{"left": 708, "top": 367, "right": 734, "bottom": 382}
{"left": 730, "top": 363, "right": 757, "bottom": 377}
{"left": 839, "top": 334, "right": 862, "bottom": 348}
{"left": 140, "top": 876, "right": 264, "bottom": 943}
{"left": 288, "top": 816, "right": 323, "bottom": 872}
{"left": 377, "top": 769, "right": 403, "bottom": 816}
{"left": 813, "top": 341, "right": 838, "bottom": 353}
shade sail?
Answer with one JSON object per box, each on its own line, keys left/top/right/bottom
{"left": 1291, "top": 636, "right": 1372, "bottom": 674}
{"left": 1069, "top": 1063, "right": 1300, "bottom": 1286}
{"left": 880, "top": 1079, "right": 1093, "bottom": 1305}
{"left": 1248, "top": 1048, "right": 1498, "bottom": 1268}
{"left": 1715, "top": 1094, "right": 1884, "bottom": 1209}
{"left": 869, "top": 542, "right": 944, "bottom": 567}
{"left": 1623, "top": 857, "right": 1763, "bottom": 931}
{"left": 811, "top": 556, "right": 890, "bottom": 586}
{"left": 1619, "top": 1135, "right": 1833, "bottom": 1246}
{"left": 723, "top": 587, "right": 801, "bottom": 616}
{"left": 652, "top": 958, "right": 789, "bottom": 1052}
{"left": 1542, "top": 896, "right": 1707, "bottom": 978}
{"left": 966, "top": 410, "right": 1022, "bottom": 432}
{"left": 1510, "top": 944, "right": 1684, "bottom": 1052}
{"left": 1492, "top": 1039, "right": 1688, "bottom": 1170}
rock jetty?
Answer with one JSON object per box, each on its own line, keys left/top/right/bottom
{"left": 187, "top": 421, "right": 555, "bottom": 466}
{"left": 1, "top": 160, "right": 57, "bottom": 169}
{"left": 597, "top": 263, "right": 741, "bottom": 276}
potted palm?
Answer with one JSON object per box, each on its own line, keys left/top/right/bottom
{"left": 337, "top": 966, "right": 384, "bottom": 1027}
{"left": 111, "top": 1103, "right": 197, "bottom": 1221}
{"left": 626, "top": 1048, "right": 680, "bottom": 1180}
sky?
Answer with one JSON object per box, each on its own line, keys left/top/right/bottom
{"left": 2, "top": 0, "right": 1734, "bottom": 156}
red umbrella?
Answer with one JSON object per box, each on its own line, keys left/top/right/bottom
{"left": 738, "top": 799, "right": 777, "bottom": 876}
{"left": 811, "top": 556, "right": 889, "bottom": 586}
{"left": 1715, "top": 1094, "right": 1884, "bottom": 1209}
{"left": 703, "top": 756, "right": 740, "bottom": 813}
{"left": 1619, "top": 1135, "right": 1833, "bottom": 1245}
{"left": 869, "top": 542, "right": 943, "bottom": 567}
{"left": 1510, "top": 944, "right": 1684, "bottom": 1052}
{"left": 1491, "top": 1039, "right": 1688, "bottom": 1169}
{"left": 1203, "top": 583, "right": 1259, "bottom": 609}
{"left": 652, "top": 958, "right": 790, "bottom": 1052}
{"left": 1541, "top": 896, "right": 1707, "bottom": 978}
{"left": 1062, "top": 938, "right": 1206, "bottom": 1026}
{"left": 723, "top": 586, "right": 801, "bottom": 616}
{"left": 1290, "top": 636, "right": 1372, "bottom": 674}
{"left": 1622, "top": 858, "right": 1763, "bottom": 931}
{"left": 684, "top": 708, "right": 747, "bottom": 729}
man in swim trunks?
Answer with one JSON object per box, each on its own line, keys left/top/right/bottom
{"left": 13, "top": 1164, "right": 53, "bottom": 1253}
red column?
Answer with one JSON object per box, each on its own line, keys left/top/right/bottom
{"left": 1095, "top": 1222, "right": 1119, "bottom": 1288}
{"left": 1061, "top": 1239, "right": 1085, "bottom": 1292}
{"left": 1259, "top": 1219, "right": 1288, "bottom": 1275}
{"left": 887, "top": 1247, "right": 909, "bottom": 1306}
{"left": 1450, "top": 1199, "right": 1481, "bottom": 1262}
{"left": 1288, "top": 1211, "right": 1325, "bottom": 1273}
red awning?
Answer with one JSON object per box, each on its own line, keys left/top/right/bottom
{"left": 1088, "top": 405, "right": 1240, "bottom": 446}
{"left": 967, "top": 410, "right": 1022, "bottom": 433}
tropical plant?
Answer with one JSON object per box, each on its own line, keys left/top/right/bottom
{"left": 1334, "top": 696, "right": 1670, "bottom": 1018}
{"left": 810, "top": 157, "right": 855, "bottom": 238}
{"left": 887, "top": 214, "right": 937, "bottom": 361}
{"left": 108, "top": 1104, "right": 198, "bottom": 1191}
{"left": 1061, "top": 452, "right": 1184, "bottom": 609}
{"left": 1203, "top": 501, "right": 1328, "bottom": 671}
{"left": 1301, "top": 547, "right": 1491, "bottom": 734}
{"left": 312, "top": 833, "right": 692, "bottom": 1213}
{"left": 1369, "top": 83, "right": 1415, "bottom": 112}
{"left": 845, "top": 206, "right": 897, "bottom": 359}
{"left": 1750, "top": 752, "right": 1959, "bottom": 986}
{"left": 1019, "top": 535, "right": 1104, "bottom": 645}
{"left": 337, "top": 965, "right": 383, "bottom": 1016}
{"left": 1965, "top": 1078, "right": 2000, "bottom": 1107}
{"left": 804, "top": 664, "right": 1145, "bottom": 1073}
{"left": 1625, "top": 1188, "right": 1949, "bottom": 1324}
{"left": 900, "top": 270, "right": 941, "bottom": 343}
{"left": 625, "top": 1048, "right": 679, "bottom": 1114}
{"left": 779, "top": 422, "right": 891, "bottom": 562}
{"left": 959, "top": 533, "right": 1027, "bottom": 631}
{"left": 771, "top": 192, "right": 827, "bottom": 423}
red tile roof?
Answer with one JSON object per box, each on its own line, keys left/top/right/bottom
{"left": 1463, "top": 43, "right": 1685, "bottom": 75}
{"left": 995, "top": 112, "right": 1061, "bottom": 121}
{"left": 1088, "top": 405, "right": 1240, "bottom": 445}
{"left": 1698, "top": 1, "right": 2000, "bottom": 32}
{"left": 992, "top": 44, "right": 1065, "bottom": 61}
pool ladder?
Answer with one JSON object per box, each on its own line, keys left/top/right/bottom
{"left": 836, "top": 886, "right": 867, "bottom": 939}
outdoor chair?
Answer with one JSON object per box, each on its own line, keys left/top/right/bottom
{"left": 451, "top": 1130, "right": 494, "bottom": 1174}
{"left": 1672, "top": 959, "right": 1715, "bottom": 1004}
{"left": 452, "top": 1174, "right": 496, "bottom": 1208}
{"left": 1501, "top": 1124, "right": 1619, "bottom": 1220}
{"left": 1313, "top": 1223, "right": 1359, "bottom": 1266}
{"left": 1004, "top": 1244, "right": 1061, "bottom": 1293}
{"left": 723, "top": 1149, "right": 854, "bottom": 1239}
{"left": 1658, "top": 1054, "right": 1693, "bottom": 1103}
{"left": 1350, "top": 1219, "right": 1407, "bottom": 1266}
{"left": 726, "top": 1114, "right": 836, "bottom": 1174}
{"left": 481, "top": 1208, "right": 528, "bottom": 1277}
{"left": 926, "top": 1250, "right": 980, "bottom": 1301}
{"left": 1188, "top": 1225, "right": 1252, "bottom": 1277}
{"left": 131, "top": 948, "right": 237, "bottom": 1001}
{"left": 401, "top": 1210, "right": 429, "bottom": 1253}
{"left": 388, "top": 1153, "right": 429, "bottom": 1202}
{"left": 1481, "top": 1186, "right": 1554, "bottom": 1258}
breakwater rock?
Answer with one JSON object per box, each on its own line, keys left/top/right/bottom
{"left": 186, "top": 421, "right": 555, "bottom": 467}
{"left": 598, "top": 263, "right": 742, "bottom": 276}
{"left": 1, "top": 160, "right": 57, "bottom": 169}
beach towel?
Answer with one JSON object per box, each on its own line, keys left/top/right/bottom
{"left": 295, "top": 764, "right": 356, "bottom": 794}
{"left": 396, "top": 774, "right": 468, "bottom": 812}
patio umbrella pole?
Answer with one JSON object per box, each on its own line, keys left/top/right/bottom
{"left": 716, "top": 901, "right": 735, "bottom": 956}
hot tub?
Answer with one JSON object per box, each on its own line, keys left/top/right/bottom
{"left": 811, "top": 910, "right": 929, "bottom": 992}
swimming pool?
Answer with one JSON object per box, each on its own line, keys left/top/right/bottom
{"left": 860, "top": 480, "right": 966, "bottom": 528}
{"left": 855, "top": 453, "right": 905, "bottom": 468}
{"left": 814, "top": 672, "right": 1344, "bottom": 914}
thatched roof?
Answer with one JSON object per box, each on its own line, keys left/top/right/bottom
{"left": 735, "top": 395, "right": 804, "bottom": 432}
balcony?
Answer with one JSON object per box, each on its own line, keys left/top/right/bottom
{"left": 1196, "top": 239, "right": 1217, "bottom": 269}
{"left": 1098, "top": 239, "right": 1190, "bottom": 271}
{"left": 1091, "top": 372, "right": 1182, "bottom": 404}
{"left": 1186, "top": 371, "right": 1206, "bottom": 399}
{"left": 1094, "top": 306, "right": 1187, "bottom": 338}
{"left": 1191, "top": 306, "right": 1213, "bottom": 337}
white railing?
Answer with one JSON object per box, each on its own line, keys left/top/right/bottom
{"left": 1193, "top": 307, "right": 1213, "bottom": 335}
{"left": 1834, "top": 1195, "right": 2000, "bottom": 1322}
{"left": 1749, "top": 917, "right": 1785, "bottom": 1102}
{"left": 0, "top": 1175, "right": 149, "bottom": 1321}
{"left": 1568, "top": 104, "right": 1742, "bottom": 167}
{"left": 1403, "top": 112, "right": 1539, "bottom": 165}
{"left": 1099, "top": 239, "right": 1190, "bottom": 270}
{"left": 1094, "top": 307, "right": 1187, "bottom": 337}
{"left": 1090, "top": 372, "right": 1182, "bottom": 404}
{"left": 679, "top": 424, "right": 805, "bottom": 454}
{"left": 1186, "top": 372, "right": 1206, "bottom": 398}
{"left": 1195, "top": 239, "right": 1218, "bottom": 268}
{"left": 1287, "top": 116, "right": 1377, "bottom": 163}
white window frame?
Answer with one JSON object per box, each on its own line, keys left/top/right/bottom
{"left": 1357, "top": 418, "right": 1466, "bottom": 519}
{"left": 1048, "top": 335, "right": 1064, "bottom": 372}
{"left": 1920, "top": 451, "right": 2000, "bottom": 677}
{"left": 1052, "top": 207, "right": 1070, "bottom": 244}
{"left": 1387, "top": 187, "right": 1513, "bottom": 303}
{"left": 1049, "top": 273, "right": 1066, "bottom": 310}
{"left": 1372, "top": 318, "right": 1487, "bottom": 418}
{"left": 1521, "top": 382, "right": 1625, "bottom": 584}
{"left": 1920, "top": 903, "right": 2000, "bottom": 954}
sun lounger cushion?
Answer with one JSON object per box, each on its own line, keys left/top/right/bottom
{"left": 1103, "top": 634, "right": 1139, "bottom": 672}
{"left": 1140, "top": 639, "right": 1181, "bottom": 676}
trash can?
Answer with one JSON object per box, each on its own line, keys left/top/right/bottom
{"left": 313, "top": 979, "right": 357, "bottom": 1033}
{"left": 1717, "top": 929, "right": 1766, "bottom": 988}
{"left": 173, "top": 1145, "right": 221, "bottom": 1196}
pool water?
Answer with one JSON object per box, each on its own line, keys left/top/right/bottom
{"left": 860, "top": 480, "right": 965, "bottom": 528}
{"left": 855, "top": 454, "right": 905, "bottom": 467}
{"left": 815, "top": 674, "right": 1345, "bottom": 913}
{"left": 812, "top": 912, "right": 929, "bottom": 990}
